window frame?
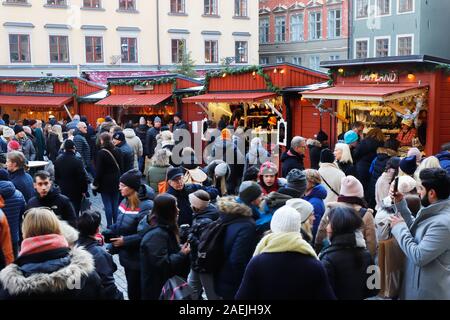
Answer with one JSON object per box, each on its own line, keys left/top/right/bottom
{"left": 397, "top": 0, "right": 414, "bottom": 14}
{"left": 396, "top": 34, "right": 414, "bottom": 56}
{"left": 118, "top": 0, "right": 135, "bottom": 11}
{"left": 354, "top": 37, "right": 370, "bottom": 59}
{"left": 120, "top": 37, "right": 138, "bottom": 63}
{"left": 204, "top": 40, "right": 218, "bottom": 64}
{"left": 234, "top": 0, "right": 248, "bottom": 17}
{"left": 309, "top": 11, "right": 322, "bottom": 40}
{"left": 9, "top": 33, "right": 31, "bottom": 63}
{"left": 259, "top": 17, "right": 269, "bottom": 44}
{"left": 374, "top": 36, "right": 391, "bottom": 58}
{"left": 260, "top": 57, "right": 269, "bottom": 65}
{"left": 49, "top": 35, "right": 70, "bottom": 63}
{"left": 85, "top": 36, "right": 104, "bottom": 63}
{"left": 275, "top": 15, "right": 286, "bottom": 43}
{"left": 235, "top": 41, "right": 248, "bottom": 64}
{"left": 309, "top": 55, "right": 321, "bottom": 71}
{"left": 171, "top": 39, "right": 186, "bottom": 64}
{"left": 83, "top": 0, "right": 101, "bottom": 9}
{"left": 292, "top": 56, "right": 302, "bottom": 65}
{"left": 375, "top": 0, "right": 391, "bottom": 17}
{"left": 276, "top": 56, "right": 285, "bottom": 63}
{"left": 170, "top": 0, "right": 185, "bottom": 14}
{"left": 204, "top": 0, "right": 218, "bottom": 15}
{"left": 328, "top": 9, "right": 342, "bottom": 39}
{"left": 290, "top": 13, "right": 304, "bottom": 42}
{"left": 355, "top": 0, "right": 369, "bottom": 20}
{"left": 45, "top": 0, "right": 67, "bottom": 6}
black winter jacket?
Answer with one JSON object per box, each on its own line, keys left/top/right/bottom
{"left": 94, "top": 147, "right": 123, "bottom": 194}
{"left": 117, "top": 141, "right": 134, "bottom": 174}
{"left": 46, "top": 132, "right": 62, "bottom": 163}
{"left": 281, "top": 149, "right": 305, "bottom": 177}
{"left": 54, "top": 151, "right": 89, "bottom": 203}
{"left": 145, "top": 127, "right": 161, "bottom": 158}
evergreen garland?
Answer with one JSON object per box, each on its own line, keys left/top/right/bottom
{"left": 0, "top": 77, "right": 78, "bottom": 97}
{"left": 107, "top": 77, "right": 177, "bottom": 87}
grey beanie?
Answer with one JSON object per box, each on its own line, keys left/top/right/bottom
{"left": 286, "top": 169, "right": 307, "bottom": 197}
{"left": 154, "top": 116, "right": 162, "bottom": 123}
{"left": 239, "top": 181, "right": 262, "bottom": 205}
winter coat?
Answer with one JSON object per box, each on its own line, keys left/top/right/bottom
{"left": 0, "top": 137, "right": 7, "bottom": 153}
{"left": 367, "top": 148, "right": 397, "bottom": 209}
{"left": 173, "top": 120, "right": 188, "bottom": 131}
{"left": 315, "top": 202, "right": 377, "bottom": 258}
{"left": 54, "top": 151, "right": 89, "bottom": 204}
{"left": 375, "top": 171, "right": 395, "bottom": 211}
{"left": 0, "top": 181, "right": 26, "bottom": 245}
{"left": 303, "top": 184, "right": 327, "bottom": 239}
{"left": 281, "top": 149, "right": 305, "bottom": 178}
{"left": 337, "top": 161, "right": 357, "bottom": 177}
{"left": 8, "top": 168, "right": 34, "bottom": 203}
{"left": 318, "top": 162, "right": 346, "bottom": 205}
{"left": 27, "top": 186, "right": 77, "bottom": 228}
{"left": 214, "top": 197, "right": 257, "bottom": 300}
{"left": 146, "top": 165, "right": 169, "bottom": 193}
{"left": 0, "top": 210, "right": 14, "bottom": 269}
{"left": 108, "top": 185, "right": 154, "bottom": 271}
{"left": 15, "top": 137, "right": 36, "bottom": 161}
{"left": 46, "top": 132, "right": 62, "bottom": 163}
{"left": 392, "top": 198, "right": 450, "bottom": 300}
{"left": 262, "top": 190, "right": 293, "bottom": 217}
{"left": 124, "top": 128, "right": 143, "bottom": 170}
{"left": 167, "top": 184, "right": 219, "bottom": 227}
{"left": 145, "top": 127, "right": 161, "bottom": 158}
{"left": 319, "top": 233, "right": 377, "bottom": 300}
{"left": 73, "top": 130, "right": 91, "bottom": 167}
{"left": 77, "top": 236, "right": 123, "bottom": 300}
{"left": 307, "top": 139, "right": 325, "bottom": 170}
{"left": 135, "top": 125, "right": 149, "bottom": 149}
{"left": 32, "top": 128, "right": 46, "bottom": 161}
{"left": 117, "top": 140, "right": 134, "bottom": 173}
{"left": 353, "top": 138, "right": 384, "bottom": 191}
{"left": 0, "top": 246, "right": 103, "bottom": 300}
{"left": 140, "top": 220, "right": 190, "bottom": 300}
{"left": 436, "top": 150, "right": 450, "bottom": 174}
{"left": 94, "top": 147, "right": 123, "bottom": 194}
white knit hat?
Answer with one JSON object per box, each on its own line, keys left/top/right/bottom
{"left": 340, "top": 175, "right": 364, "bottom": 198}
{"left": 285, "top": 198, "right": 314, "bottom": 224}
{"left": 397, "top": 175, "right": 417, "bottom": 194}
{"left": 2, "top": 126, "right": 14, "bottom": 139}
{"left": 270, "top": 205, "right": 302, "bottom": 233}
{"left": 215, "top": 162, "right": 229, "bottom": 177}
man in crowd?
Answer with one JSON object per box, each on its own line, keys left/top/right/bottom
{"left": 112, "top": 131, "right": 134, "bottom": 174}
{"left": 281, "top": 136, "right": 306, "bottom": 177}
{"left": 73, "top": 122, "right": 91, "bottom": 171}
{"left": 145, "top": 116, "right": 162, "bottom": 160}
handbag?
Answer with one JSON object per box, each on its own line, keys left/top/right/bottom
{"left": 159, "top": 276, "right": 195, "bottom": 300}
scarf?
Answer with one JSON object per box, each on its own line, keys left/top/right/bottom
{"left": 254, "top": 232, "right": 318, "bottom": 259}
{"left": 19, "top": 234, "right": 69, "bottom": 257}
{"left": 337, "top": 196, "right": 368, "bottom": 208}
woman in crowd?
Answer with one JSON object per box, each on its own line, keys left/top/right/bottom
{"left": 334, "top": 143, "right": 357, "bottom": 177}
{"left": 146, "top": 148, "right": 171, "bottom": 194}
{"left": 46, "top": 124, "right": 63, "bottom": 162}
{"left": 302, "top": 169, "right": 326, "bottom": 240}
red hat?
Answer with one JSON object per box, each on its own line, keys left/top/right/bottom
{"left": 7, "top": 140, "right": 21, "bottom": 151}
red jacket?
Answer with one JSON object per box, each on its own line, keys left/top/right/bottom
{"left": 0, "top": 208, "right": 14, "bottom": 267}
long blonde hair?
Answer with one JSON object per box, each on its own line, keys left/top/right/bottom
{"left": 415, "top": 156, "right": 442, "bottom": 182}
{"left": 51, "top": 124, "right": 63, "bottom": 143}
{"left": 335, "top": 143, "right": 353, "bottom": 164}
{"left": 22, "top": 207, "right": 62, "bottom": 239}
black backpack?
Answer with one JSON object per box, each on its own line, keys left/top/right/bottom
{"left": 195, "top": 218, "right": 235, "bottom": 273}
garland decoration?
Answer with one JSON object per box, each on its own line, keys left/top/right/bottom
{"left": 0, "top": 77, "right": 78, "bottom": 97}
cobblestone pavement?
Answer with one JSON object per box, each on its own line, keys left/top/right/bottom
{"left": 90, "top": 192, "right": 129, "bottom": 300}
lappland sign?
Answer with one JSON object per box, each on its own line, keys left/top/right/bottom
{"left": 16, "top": 83, "right": 54, "bottom": 94}
{"left": 359, "top": 72, "right": 399, "bottom": 83}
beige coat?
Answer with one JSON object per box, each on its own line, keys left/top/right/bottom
{"left": 318, "top": 162, "right": 346, "bottom": 205}
{"left": 124, "top": 128, "right": 143, "bottom": 170}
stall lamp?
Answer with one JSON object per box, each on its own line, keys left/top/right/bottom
{"left": 273, "top": 68, "right": 278, "bottom": 74}
{"left": 408, "top": 73, "right": 415, "bottom": 80}
{"left": 222, "top": 73, "right": 227, "bottom": 78}
{"left": 252, "top": 71, "right": 256, "bottom": 78}
{"left": 338, "top": 68, "right": 344, "bottom": 74}
{"left": 280, "top": 69, "right": 285, "bottom": 74}
{"left": 29, "top": 111, "right": 33, "bottom": 115}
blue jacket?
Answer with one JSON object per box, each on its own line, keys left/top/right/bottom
{"left": 8, "top": 168, "right": 34, "bottom": 203}
{"left": 214, "top": 197, "right": 257, "bottom": 300}
{"left": 0, "top": 137, "right": 6, "bottom": 153}
{"left": 303, "top": 184, "right": 327, "bottom": 239}
{"left": 117, "top": 141, "right": 134, "bottom": 173}
{"left": 436, "top": 151, "right": 450, "bottom": 174}
{"left": 0, "top": 181, "right": 26, "bottom": 244}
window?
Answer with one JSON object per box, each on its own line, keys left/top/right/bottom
{"left": 330, "top": 55, "right": 340, "bottom": 61}
{"left": 276, "top": 56, "right": 285, "bottom": 63}
{"left": 121, "top": 37, "right": 138, "bottom": 63}
{"left": 119, "top": 0, "right": 135, "bottom": 10}
{"left": 171, "top": 39, "right": 185, "bottom": 63}
{"left": 46, "top": 0, "right": 66, "bottom": 5}
{"left": 309, "top": 12, "right": 322, "bottom": 40}
{"left": 204, "top": 0, "right": 217, "bottom": 15}
{"left": 234, "top": 0, "right": 247, "bottom": 17}
{"left": 275, "top": 16, "right": 286, "bottom": 42}
{"left": 204, "top": 40, "right": 218, "bottom": 63}
{"left": 398, "top": 36, "right": 412, "bottom": 55}
{"left": 398, "top": 0, "right": 413, "bottom": 13}
{"left": 309, "top": 56, "right": 321, "bottom": 71}
{"left": 376, "top": 0, "right": 390, "bottom": 15}
{"left": 375, "top": 38, "right": 390, "bottom": 57}
{"left": 259, "top": 18, "right": 269, "bottom": 43}
{"left": 292, "top": 57, "right": 302, "bottom": 65}
{"left": 83, "top": 0, "right": 101, "bottom": 8}
{"left": 355, "top": 39, "right": 368, "bottom": 58}
{"left": 9, "top": 34, "right": 30, "bottom": 63}
{"left": 85, "top": 36, "right": 103, "bottom": 63}
{"left": 356, "top": 0, "right": 369, "bottom": 18}
{"left": 328, "top": 9, "right": 341, "bottom": 38}
{"left": 235, "top": 41, "right": 248, "bottom": 63}
{"left": 170, "top": 0, "right": 185, "bottom": 13}
{"left": 49, "top": 35, "right": 69, "bottom": 63}
{"left": 260, "top": 57, "right": 269, "bottom": 65}
{"left": 290, "top": 14, "right": 304, "bottom": 42}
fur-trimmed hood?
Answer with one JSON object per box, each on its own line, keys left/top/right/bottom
{"left": 0, "top": 246, "right": 95, "bottom": 296}
{"left": 307, "top": 139, "right": 322, "bottom": 147}
{"left": 217, "top": 196, "right": 252, "bottom": 217}
{"left": 376, "top": 147, "right": 397, "bottom": 157}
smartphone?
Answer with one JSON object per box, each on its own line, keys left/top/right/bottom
{"left": 393, "top": 177, "right": 399, "bottom": 193}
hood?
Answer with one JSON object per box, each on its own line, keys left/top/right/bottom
{"left": 0, "top": 180, "right": 16, "bottom": 198}
{"left": 139, "top": 184, "right": 155, "bottom": 201}
{"left": 436, "top": 151, "right": 450, "bottom": 161}
{"left": 195, "top": 204, "right": 220, "bottom": 220}
{"left": 307, "top": 139, "right": 321, "bottom": 147}
{"left": 376, "top": 147, "right": 397, "bottom": 157}
{"left": 123, "top": 128, "right": 137, "bottom": 139}
{"left": 319, "top": 162, "right": 339, "bottom": 170}
{"left": 305, "top": 184, "right": 327, "bottom": 200}
{"left": 217, "top": 196, "right": 252, "bottom": 217}
{"left": 265, "top": 191, "right": 293, "bottom": 209}
{"left": 76, "top": 235, "right": 99, "bottom": 251}
{"left": 0, "top": 246, "right": 94, "bottom": 295}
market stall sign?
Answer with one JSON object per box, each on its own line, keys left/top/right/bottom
{"left": 359, "top": 72, "right": 398, "bottom": 83}
{"left": 134, "top": 84, "right": 154, "bottom": 91}
{"left": 16, "top": 83, "right": 54, "bottom": 94}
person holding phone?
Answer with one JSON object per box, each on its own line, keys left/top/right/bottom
{"left": 389, "top": 168, "right": 450, "bottom": 300}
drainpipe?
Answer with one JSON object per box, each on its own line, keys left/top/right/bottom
{"left": 347, "top": 0, "right": 352, "bottom": 59}
{"left": 156, "top": 0, "right": 161, "bottom": 70}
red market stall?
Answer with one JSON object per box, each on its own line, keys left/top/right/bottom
{"left": 301, "top": 55, "right": 450, "bottom": 156}
{"left": 0, "top": 77, "right": 104, "bottom": 122}
{"left": 181, "top": 64, "right": 329, "bottom": 167}
{"left": 95, "top": 75, "right": 202, "bottom": 125}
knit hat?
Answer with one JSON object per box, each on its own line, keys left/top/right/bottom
{"left": 259, "top": 161, "right": 278, "bottom": 176}
{"left": 397, "top": 176, "right": 417, "bottom": 194}
{"left": 119, "top": 169, "right": 142, "bottom": 191}
{"left": 112, "top": 131, "right": 125, "bottom": 142}
{"left": 344, "top": 130, "right": 358, "bottom": 145}
{"left": 320, "top": 148, "right": 335, "bottom": 164}
{"left": 407, "top": 148, "right": 422, "bottom": 163}
{"left": 239, "top": 181, "right": 263, "bottom": 205}
{"left": 28, "top": 119, "right": 37, "bottom": 127}
{"left": 401, "top": 118, "right": 413, "bottom": 127}
{"left": 139, "top": 117, "right": 146, "bottom": 125}
{"left": 154, "top": 116, "right": 162, "bottom": 123}
{"left": 286, "top": 169, "right": 307, "bottom": 196}
{"left": 174, "top": 112, "right": 182, "bottom": 119}
{"left": 270, "top": 206, "right": 302, "bottom": 233}
{"left": 340, "top": 175, "right": 364, "bottom": 198}
{"left": 105, "top": 116, "right": 113, "bottom": 122}
{"left": 14, "top": 125, "right": 24, "bottom": 135}
{"left": 0, "top": 168, "right": 9, "bottom": 181}
{"left": 215, "top": 162, "right": 229, "bottom": 177}
{"left": 7, "top": 140, "right": 20, "bottom": 151}
{"left": 97, "top": 117, "right": 105, "bottom": 125}
{"left": 167, "top": 167, "right": 184, "bottom": 181}
{"left": 189, "top": 190, "right": 210, "bottom": 211}
{"left": 400, "top": 156, "right": 417, "bottom": 175}
{"left": 285, "top": 198, "right": 314, "bottom": 224}
{"left": 64, "top": 139, "right": 76, "bottom": 151}
{"left": 316, "top": 130, "right": 328, "bottom": 142}
{"left": 2, "top": 127, "right": 15, "bottom": 139}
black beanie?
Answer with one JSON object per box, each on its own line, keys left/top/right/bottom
{"left": 316, "top": 130, "right": 328, "bottom": 142}
{"left": 120, "top": 169, "right": 142, "bottom": 191}
{"left": 320, "top": 148, "right": 335, "bottom": 164}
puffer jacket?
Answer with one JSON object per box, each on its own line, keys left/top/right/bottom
{"left": 124, "top": 128, "right": 143, "bottom": 170}
{"left": 0, "top": 181, "right": 26, "bottom": 245}
{"left": 117, "top": 140, "right": 134, "bottom": 174}
{"left": 436, "top": 150, "right": 450, "bottom": 174}
{"left": 8, "top": 168, "right": 34, "bottom": 203}
{"left": 281, "top": 148, "right": 305, "bottom": 178}
{"left": 73, "top": 130, "right": 91, "bottom": 167}
{"left": 15, "top": 137, "right": 35, "bottom": 161}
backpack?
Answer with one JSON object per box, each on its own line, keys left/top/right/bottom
{"left": 158, "top": 180, "right": 168, "bottom": 194}
{"left": 195, "top": 218, "right": 235, "bottom": 273}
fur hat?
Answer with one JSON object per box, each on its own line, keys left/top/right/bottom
{"left": 285, "top": 198, "right": 314, "bottom": 224}
{"left": 239, "top": 181, "right": 262, "bottom": 205}
{"left": 340, "top": 175, "right": 364, "bottom": 198}
{"left": 316, "top": 130, "right": 328, "bottom": 142}
{"left": 271, "top": 206, "right": 302, "bottom": 233}
{"left": 400, "top": 156, "right": 417, "bottom": 175}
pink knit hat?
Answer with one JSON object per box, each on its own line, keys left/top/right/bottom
{"left": 340, "top": 175, "right": 364, "bottom": 198}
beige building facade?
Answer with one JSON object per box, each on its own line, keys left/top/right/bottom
{"left": 0, "top": 0, "right": 258, "bottom": 76}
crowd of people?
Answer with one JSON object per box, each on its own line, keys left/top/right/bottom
{"left": 0, "top": 113, "right": 449, "bottom": 300}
